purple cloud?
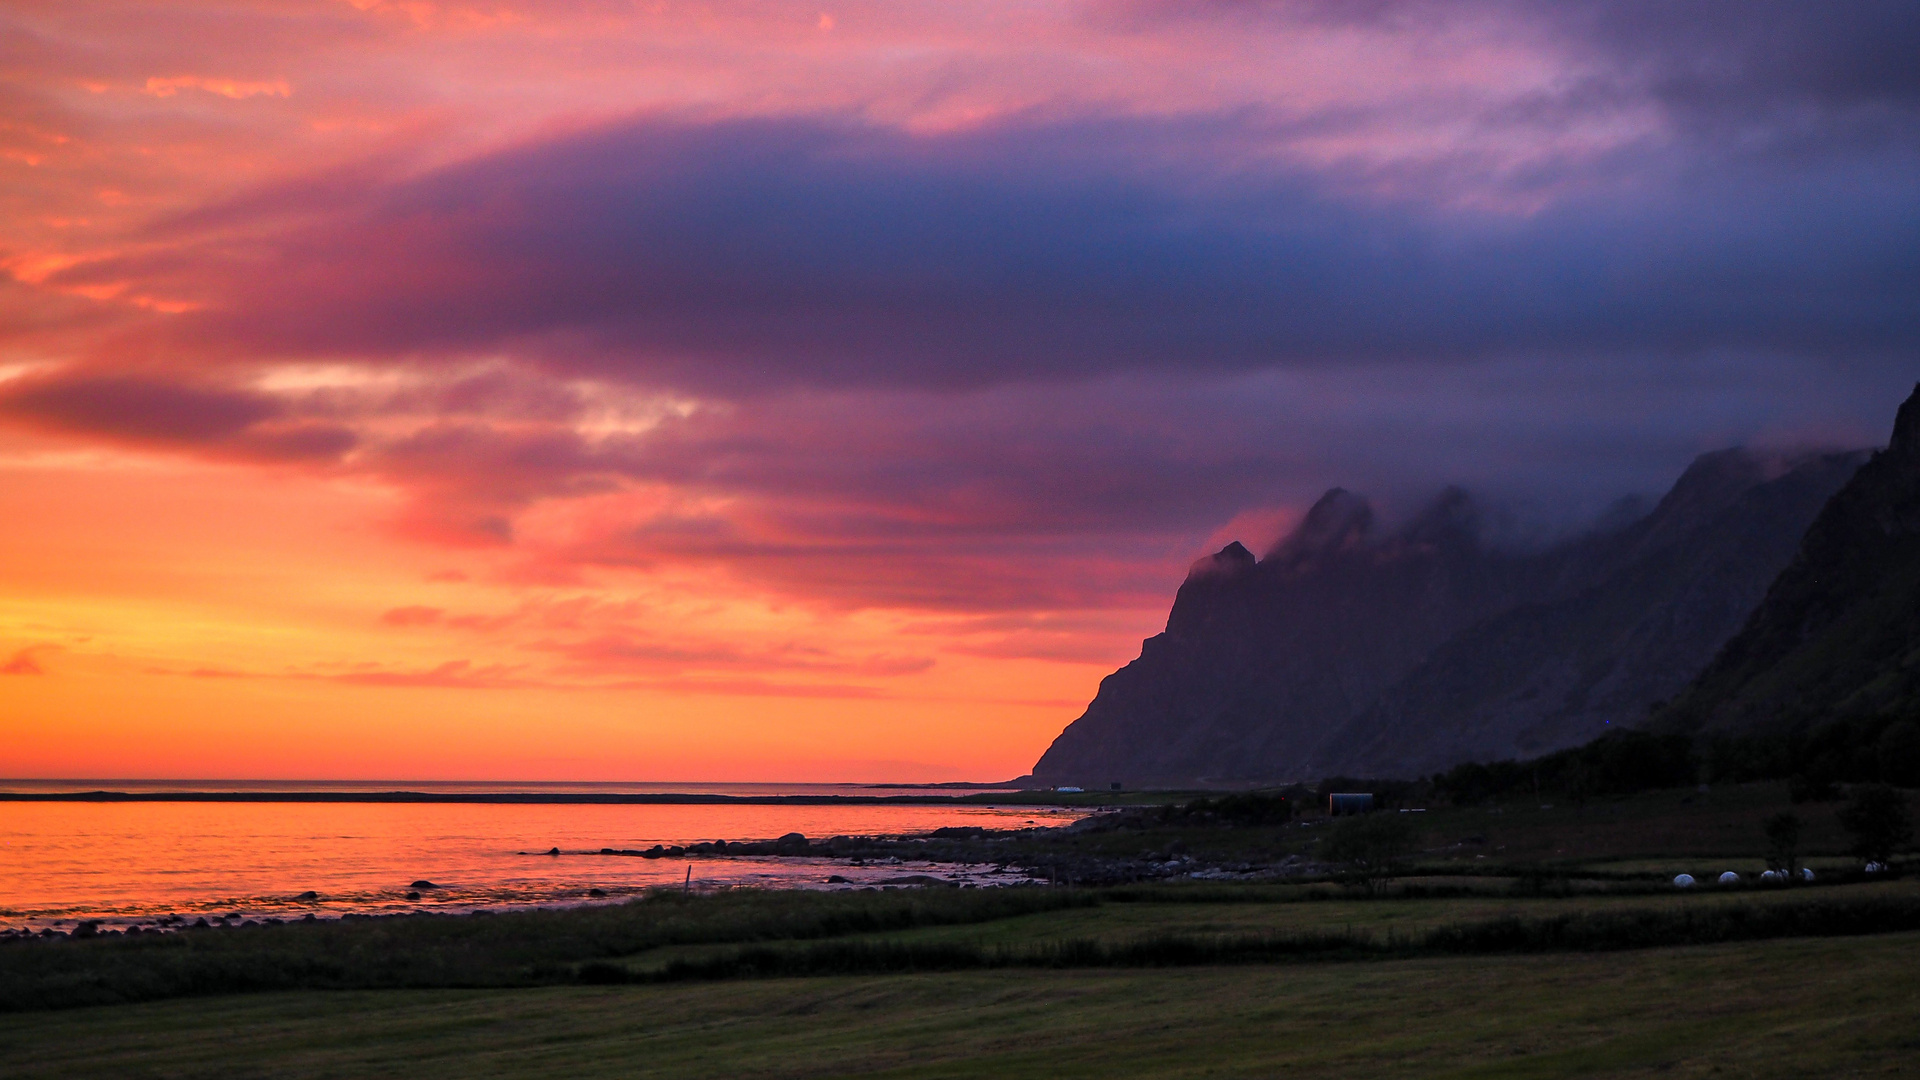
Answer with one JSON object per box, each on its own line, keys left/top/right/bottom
{"left": 46, "top": 108, "right": 1905, "bottom": 395}
{"left": 0, "top": 372, "right": 356, "bottom": 461}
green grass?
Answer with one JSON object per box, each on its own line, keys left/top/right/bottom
{"left": 810, "top": 877, "right": 1920, "bottom": 948}
{"left": 632, "top": 883, "right": 1920, "bottom": 981}
{"left": 607, "top": 877, "right": 1918, "bottom": 977}
{"left": 11, "top": 875, "right": 1918, "bottom": 1010}
{"left": 0, "top": 887, "right": 1099, "bottom": 1010}
{"left": 4, "top": 932, "right": 1918, "bottom": 1079}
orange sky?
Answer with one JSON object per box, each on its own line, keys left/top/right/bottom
{"left": 0, "top": 426, "right": 1151, "bottom": 779}
{"left": 3, "top": 1, "right": 1911, "bottom": 780}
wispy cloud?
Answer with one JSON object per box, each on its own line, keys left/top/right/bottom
{"left": 2, "top": 646, "right": 51, "bottom": 675}
{"left": 143, "top": 76, "right": 291, "bottom": 100}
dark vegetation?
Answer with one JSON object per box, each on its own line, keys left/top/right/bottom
{"left": 637, "top": 893, "right": 1920, "bottom": 983}
{"left": 1839, "top": 785, "right": 1915, "bottom": 864}
{"left": 11, "top": 877, "right": 1920, "bottom": 1012}
{"left": 1431, "top": 730, "right": 1698, "bottom": 804}
{"left": 1317, "top": 813, "right": 1419, "bottom": 891}
{"left": 1702, "top": 713, "right": 1920, "bottom": 795}
{"left": 1764, "top": 812, "right": 1803, "bottom": 877}
{"left": 11, "top": 934, "right": 1919, "bottom": 1080}
{"left": 1430, "top": 714, "right": 1920, "bottom": 806}
{"left": 880, "top": 771, "right": 1914, "bottom": 888}
{"left": 1151, "top": 792, "right": 1293, "bottom": 826}
{"left": 0, "top": 888, "right": 1094, "bottom": 1012}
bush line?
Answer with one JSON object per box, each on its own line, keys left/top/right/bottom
{"left": 6, "top": 887, "right": 1917, "bottom": 1011}
{"left": 623, "top": 893, "right": 1920, "bottom": 984}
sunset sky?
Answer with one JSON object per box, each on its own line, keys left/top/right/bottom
{"left": 1, "top": 1, "right": 1915, "bottom": 781}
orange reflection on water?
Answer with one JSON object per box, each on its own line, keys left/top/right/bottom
{"left": 0, "top": 799, "right": 1086, "bottom": 928}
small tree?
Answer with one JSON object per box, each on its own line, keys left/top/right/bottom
{"left": 1836, "top": 784, "right": 1913, "bottom": 866}
{"left": 1763, "top": 811, "right": 1802, "bottom": 880}
{"left": 1320, "top": 811, "right": 1419, "bottom": 892}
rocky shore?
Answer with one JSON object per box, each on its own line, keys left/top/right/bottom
{"left": 574, "top": 809, "right": 1329, "bottom": 887}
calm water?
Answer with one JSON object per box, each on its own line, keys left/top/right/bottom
{"left": 0, "top": 782, "right": 1089, "bottom": 929}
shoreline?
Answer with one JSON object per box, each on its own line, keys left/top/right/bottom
{"left": 0, "top": 790, "right": 1104, "bottom": 805}
{"left": 0, "top": 820, "right": 1106, "bottom": 934}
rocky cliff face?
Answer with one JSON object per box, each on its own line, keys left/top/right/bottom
{"left": 1312, "top": 449, "right": 1869, "bottom": 778}
{"left": 1032, "top": 487, "right": 1552, "bottom": 786}
{"left": 1656, "top": 384, "right": 1920, "bottom": 734}
{"left": 1031, "top": 446, "right": 1867, "bottom": 786}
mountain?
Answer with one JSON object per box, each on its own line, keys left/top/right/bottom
{"left": 1031, "top": 446, "right": 1867, "bottom": 787}
{"left": 1030, "top": 487, "right": 1564, "bottom": 787}
{"left": 1656, "top": 384, "right": 1920, "bottom": 734}
{"left": 1310, "top": 449, "right": 1868, "bottom": 779}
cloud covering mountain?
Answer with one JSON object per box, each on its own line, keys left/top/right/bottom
{"left": 1033, "top": 445, "right": 1866, "bottom": 784}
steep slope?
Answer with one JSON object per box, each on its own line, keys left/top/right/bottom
{"left": 1032, "top": 445, "right": 1866, "bottom": 787}
{"left": 1657, "top": 384, "right": 1920, "bottom": 733}
{"left": 1315, "top": 449, "right": 1867, "bottom": 778}
{"left": 1032, "top": 488, "right": 1593, "bottom": 787}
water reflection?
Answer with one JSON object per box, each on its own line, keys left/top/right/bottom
{"left": 0, "top": 797, "right": 1085, "bottom": 929}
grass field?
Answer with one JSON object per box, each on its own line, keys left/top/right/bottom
{"left": 623, "top": 877, "right": 1920, "bottom": 974}
{"left": 4, "top": 931, "right": 1917, "bottom": 1079}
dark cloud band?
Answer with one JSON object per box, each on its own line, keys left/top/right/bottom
{"left": 54, "top": 107, "right": 1915, "bottom": 393}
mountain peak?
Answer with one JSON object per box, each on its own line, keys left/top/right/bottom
{"left": 1890, "top": 382, "right": 1920, "bottom": 458}
{"left": 1185, "top": 540, "right": 1256, "bottom": 581}
{"left": 1265, "top": 488, "right": 1373, "bottom": 563}
{"left": 1394, "top": 485, "right": 1480, "bottom": 546}
{"left": 1638, "top": 448, "right": 1773, "bottom": 539}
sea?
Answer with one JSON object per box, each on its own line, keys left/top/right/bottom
{"left": 0, "top": 781, "right": 1093, "bottom": 931}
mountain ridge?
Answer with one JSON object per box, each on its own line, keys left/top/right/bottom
{"left": 1032, "top": 444, "right": 1868, "bottom": 786}
{"left": 1655, "top": 383, "right": 1920, "bottom": 733}
{"left": 1312, "top": 448, "right": 1870, "bottom": 778}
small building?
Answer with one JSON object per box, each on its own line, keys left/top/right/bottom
{"left": 1328, "top": 792, "right": 1374, "bottom": 816}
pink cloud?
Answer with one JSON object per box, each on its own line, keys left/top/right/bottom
{"left": 321, "top": 660, "right": 527, "bottom": 689}
{"left": 535, "top": 634, "right": 935, "bottom": 679}
{"left": 142, "top": 75, "right": 291, "bottom": 100}
{"left": 612, "top": 676, "right": 892, "bottom": 700}
{"left": 2, "top": 647, "right": 48, "bottom": 675}
{"left": 380, "top": 605, "right": 445, "bottom": 626}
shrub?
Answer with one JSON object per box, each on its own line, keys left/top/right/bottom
{"left": 1836, "top": 785, "right": 1914, "bottom": 865}
{"left": 1431, "top": 731, "right": 1695, "bottom": 804}
{"left": 1319, "top": 812, "right": 1420, "bottom": 891}
{"left": 1161, "top": 792, "right": 1293, "bottom": 826}
{"left": 1763, "top": 812, "right": 1803, "bottom": 879}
